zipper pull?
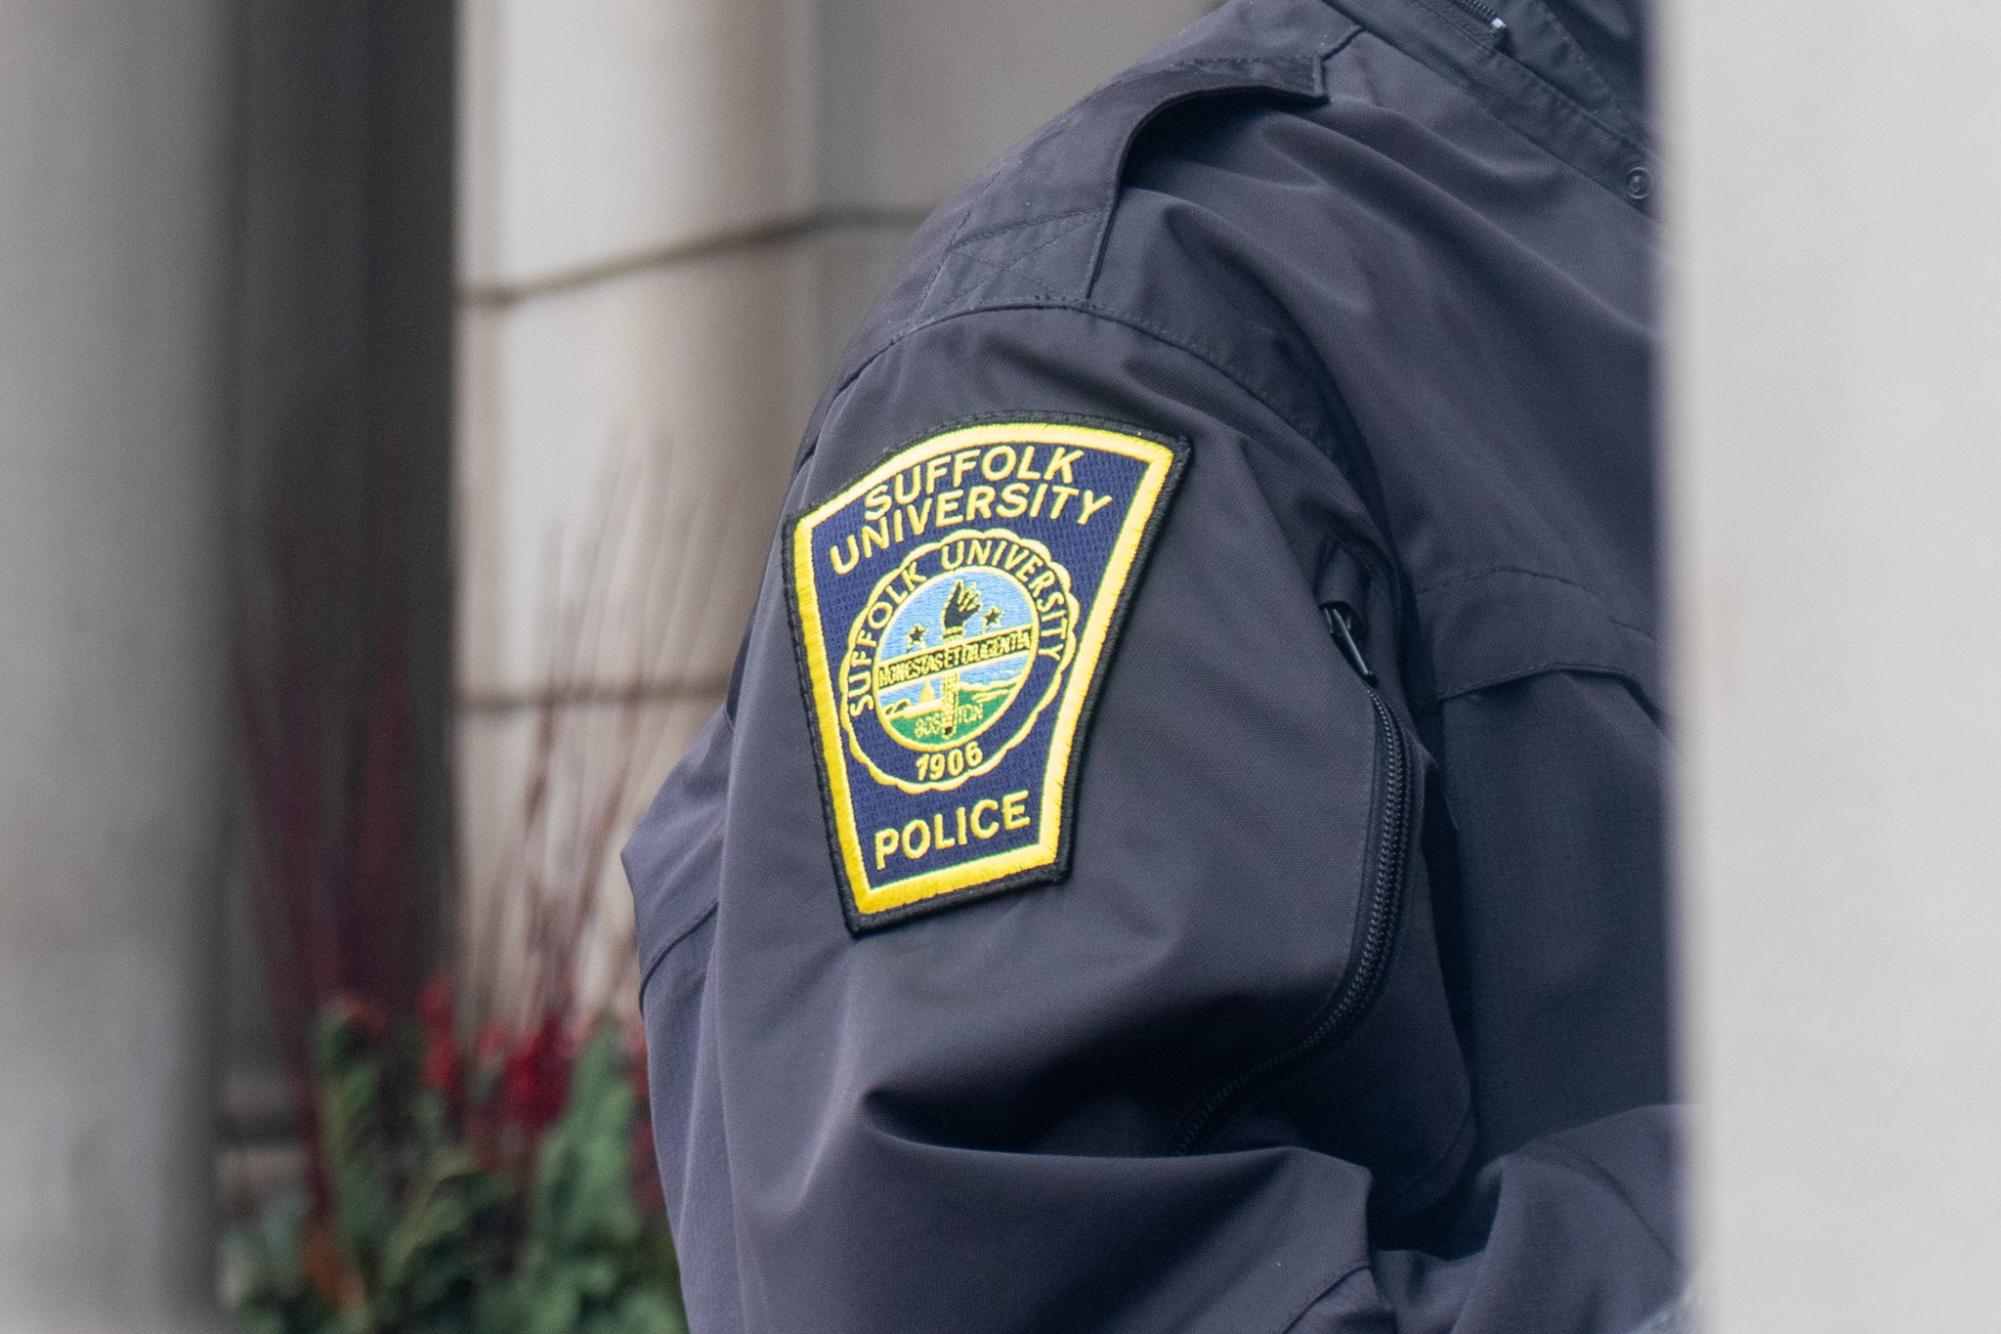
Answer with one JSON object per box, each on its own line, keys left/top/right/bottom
{"left": 1446, "top": 0, "right": 1510, "bottom": 43}
{"left": 1320, "top": 601, "right": 1377, "bottom": 685}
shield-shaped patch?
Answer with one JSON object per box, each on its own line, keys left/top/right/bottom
{"left": 786, "top": 417, "right": 1187, "bottom": 933}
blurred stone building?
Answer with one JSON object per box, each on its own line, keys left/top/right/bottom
{"left": 0, "top": 1, "right": 1203, "bottom": 1328}
{"left": 451, "top": 0, "right": 1209, "bottom": 1024}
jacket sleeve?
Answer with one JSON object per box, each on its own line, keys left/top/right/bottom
{"left": 624, "top": 303, "right": 1687, "bottom": 1333}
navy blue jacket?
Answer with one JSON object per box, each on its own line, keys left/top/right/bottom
{"left": 625, "top": 0, "right": 1684, "bottom": 1328}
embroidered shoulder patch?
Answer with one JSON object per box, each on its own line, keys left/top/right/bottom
{"left": 787, "top": 419, "right": 1187, "bottom": 933}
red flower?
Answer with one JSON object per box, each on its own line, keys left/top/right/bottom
{"left": 418, "top": 975, "right": 462, "bottom": 1104}
{"left": 502, "top": 1014, "right": 571, "bottom": 1134}
{"left": 418, "top": 973, "right": 453, "bottom": 1029}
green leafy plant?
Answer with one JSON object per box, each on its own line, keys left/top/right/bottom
{"left": 222, "top": 987, "right": 685, "bottom": 1334}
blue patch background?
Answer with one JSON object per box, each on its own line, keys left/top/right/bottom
{"left": 805, "top": 443, "right": 1155, "bottom": 891}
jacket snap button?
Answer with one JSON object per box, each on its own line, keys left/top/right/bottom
{"left": 1624, "top": 165, "right": 1654, "bottom": 201}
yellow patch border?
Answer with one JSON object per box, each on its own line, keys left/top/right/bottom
{"left": 789, "top": 419, "right": 1183, "bottom": 926}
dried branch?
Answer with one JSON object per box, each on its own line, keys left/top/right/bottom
{"left": 463, "top": 436, "right": 724, "bottom": 1032}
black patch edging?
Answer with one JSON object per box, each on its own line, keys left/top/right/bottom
{"left": 781, "top": 412, "right": 1192, "bottom": 937}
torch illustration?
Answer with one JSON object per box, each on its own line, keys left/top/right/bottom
{"left": 938, "top": 579, "right": 982, "bottom": 739}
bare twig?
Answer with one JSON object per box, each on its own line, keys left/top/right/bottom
{"left": 463, "top": 436, "right": 720, "bottom": 1031}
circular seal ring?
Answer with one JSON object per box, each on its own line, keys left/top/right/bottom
{"left": 839, "top": 527, "right": 1078, "bottom": 794}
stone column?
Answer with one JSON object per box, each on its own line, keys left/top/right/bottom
{"left": 0, "top": 4, "right": 241, "bottom": 1330}
{"left": 1669, "top": 1, "right": 2001, "bottom": 1327}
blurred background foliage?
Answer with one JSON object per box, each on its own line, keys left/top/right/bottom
{"left": 230, "top": 446, "right": 692, "bottom": 1331}
{"left": 222, "top": 1000, "right": 681, "bottom": 1333}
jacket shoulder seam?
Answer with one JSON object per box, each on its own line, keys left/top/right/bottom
{"left": 823, "top": 297, "right": 1330, "bottom": 458}
{"left": 910, "top": 43, "right": 1348, "bottom": 311}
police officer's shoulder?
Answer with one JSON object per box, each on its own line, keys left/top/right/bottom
{"left": 779, "top": 3, "right": 1374, "bottom": 933}
{"left": 829, "top": 0, "right": 1359, "bottom": 385}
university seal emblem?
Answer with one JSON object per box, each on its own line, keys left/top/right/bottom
{"left": 787, "top": 419, "right": 1186, "bottom": 932}
{"left": 839, "top": 529, "right": 1077, "bottom": 793}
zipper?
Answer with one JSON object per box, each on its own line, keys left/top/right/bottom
{"left": 1167, "top": 602, "right": 1416, "bottom": 1155}
{"left": 1443, "top": 0, "right": 1511, "bottom": 42}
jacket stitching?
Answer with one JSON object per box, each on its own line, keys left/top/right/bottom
{"left": 1514, "top": 0, "right": 1647, "bottom": 146}
{"left": 1415, "top": 564, "right": 1656, "bottom": 641}
{"left": 1275, "top": 1261, "right": 1376, "bottom": 1334}
{"left": 926, "top": 247, "right": 1069, "bottom": 309}
{"left": 1359, "top": 0, "right": 1656, "bottom": 212}
{"left": 1399, "top": 0, "right": 1649, "bottom": 160}
{"left": 948, "top": 205, "right": 1100, "bottom": 251}
{"left": 914, "top": 171, "right": 1002, "bottom": 314}
{"left": 1514, "top": 1140, "right": 1685, "bottom": 1274}
{"left": 941, "top": 213, "right": 1097, "bottom": 303}
{"left": 1435, "top": 658, "right": 1658, "bottom": 706}
{"left": 831, "top": 299, "right": 1321, "bottom": 455}
{"left": 911, "top": 54, "right": 1311, "bottom": 313}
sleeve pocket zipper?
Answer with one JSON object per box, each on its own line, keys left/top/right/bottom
{"left": 1444, "top": 0, "right": 1511, "bottom": 41}
{"left": 1167, "top": 602, "right": 1416, "bottom": 1155}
